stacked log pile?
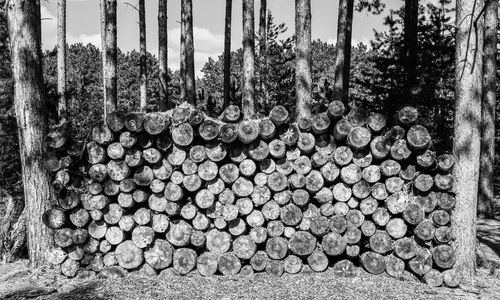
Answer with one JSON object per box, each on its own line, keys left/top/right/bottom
{"left": 43, "top": 102, "right": 460, "bottom": 287}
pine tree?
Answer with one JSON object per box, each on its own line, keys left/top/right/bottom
{"left": 295, "top": 0, "right": 312, "bottom": 120}
{"left": 242, "top": 0, "right": 256, "bottom": 119}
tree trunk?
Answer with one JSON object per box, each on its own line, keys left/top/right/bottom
{"left": 104, "top": 0, "right": 117, "bottom": 118}
{"left": 100, "top": 0, "right": 107, "bottom": 119}
{"left": 259, "top": 0, "right": 268, "bottom": 111}
{"left": 182, "top": 0, "right": 196, "bottom": 105}
{"left": 139, "top": 0, "right": 147, "bottom": 111}
{"left": 295, "top": 0, "right": 312, "bottom": 120}
{"left": 478, "top": 0, "right": 497, "bottom": 218}
{"left": 333, "top": 0, "right": 353, "bottom": 106}
{"left": 242, "top": 0, "right": 256, "bottom": 119}
{"left": 223, "top": 0, "right": 232, "bottom": 108}
{"left": 158, "top": 0, "right": 168, "bottom": 110}
{"left": 404, "top": 0, "right": 418, "bottom": 101}
{"left": 7, "top": 0, "right": 54, "bottom": 266}
{"left": 57, "top": 0, "right": 66, "bottom": 123}
{"left": 179, "top": 1, "right": 186, "bottom": 102}
{"left": 452, "top": 0, "right": 484, "bottom": 277}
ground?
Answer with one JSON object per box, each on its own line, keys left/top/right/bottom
{"left": 1, "top": 219, "right": 500, "bottom": 300}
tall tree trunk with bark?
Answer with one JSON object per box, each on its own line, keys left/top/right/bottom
{"left": 7, "top": 0, "right": 54, "bottom": 267}
{"left": 180, "top": 3, "right": 186, "bottom": 102}
{"left": 295, "top": 0, "right": 312, "bottom": 120}
{"left": 404, "top": 0, "right": 418, "bottom": 102}
{"left": 452, "top": 0, "right": 484, "bottom": 277}
{"left": 104, "top": 0, "right": 117, "bottom": 118}
{"left": 139, "top": 0, "right": 147, "bottom": 111}
{"left": 223, "top": 0, "right": 232, "bottom": 108}
{"left": 100, "top": 0, "right": 107, "bottom": 117}
{"left": 259, "top": 0, "right": 268, "bottom": 112}
{"left": 478, "top": 0, "right": 498, "bottom": 218}
{"left": 242, "top": 0, "right": 255, "bottom": 119}
{"left": 182, "top": 0, "right": 196, "bottom": 105}
{"left": 333, "top": 0, "right": 354, "bottom": 106}
{"left": 158, "top": 0, "right": 168, "bottom": 110}
{"left": 57, "top": 0, "right": 66, "bottom": 123}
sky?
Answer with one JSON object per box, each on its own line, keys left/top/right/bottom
{"left": 40, "top": 0, "right": 423, "bottom": 76}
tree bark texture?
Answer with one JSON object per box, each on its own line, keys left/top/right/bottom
{"left": 223, "top": 0, "right": 232, "bottom": 108}
{"left": 333, "top": 0, "right": 353, "bottom": 106}
{"left": 104, "top": 0, "right": 117, "bottom": 118}
{"left": 478, "top": 0, "right": 497, "bottom": 218}
{"left": 57, "top": 0, "right": 66, "bottom": 122}
{"left": 295, "top": 0, "right": 312, "bottom": 121}
{"left": 452, "top": 0, "right": 484, "bottom": 277}
{"left": 139, "top": 0, "right": 147, "bottom": 112}
{"left": 242, "top": 0, "right": 256, "bottom": 119}
{"left": 182, "top": 0, "right": 196, "bottom": 105}
{"left": 259, "top": 0, "right": 268, "bottom": 111}
{"left": 158, "top": 0, "right": 168, "bottom": 111}
{"left": 7, "top": 0, "right": 54, "bottom": 267}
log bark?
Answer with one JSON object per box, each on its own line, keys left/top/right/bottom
{"left": 242, "top": 0, "right": 256, "bottom": 118}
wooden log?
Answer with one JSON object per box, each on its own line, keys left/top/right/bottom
{"left": 103, "top": 203, "right": 123, "bottom": 225}
{"left": 131, "top": 226, "right": 155, "bottom": 248}
{"left": 407, "top": 124, "right": 431, "bottom": 150}
{"left": 198, "top": 160, "right": 218, "bottom": 181}
{"left": 393, "top": 237, "right": 416, "bottom": 260}
{"left": 88, "top": 220, "right": 107, "bottom": 239}
{"left": 348, "top": 107, "right": 369, "bottom": 127}
{"left": 238, "top": 159, "right": 256, "bottom": 178}
{"left": 132, "top": 166, "right": 154, "bottom": 187}
{"left": 311, "top": 112, "right": 330, "bottom": 134}
{"left": 283, "top": 255, "right": 302, "bottom": 274}
{"left": 222, "top": 204, "right": 239, "bottom": 222}
{"left": 352, "top": 180, "right": 371, "bottom": 199}
{"left": 88, "top": 182, "right": 103, "bottom": 195}
{"left": 280, "top": 204, "right": 303, "bottom": 226}
{"left": 87, "top": 141, "right": 107, "bottom": 164}
{"left": 229, "top": 145, "right": 249, "bottom": 163}
{"left": 205, "top": 141, "right": 227, "bottom": 162}
{"left": 423, "top": 269, "right": 444, "bottom": 287}
{"left": 352, "top": 150, "right": 373, "bottom": 168}
{"left": 83, "top": 238, "right": 99, "bottom": 254}
{"left": 259, "top": 158, "right": 276, "bottom": 174}
{"left": 262, "top": 200, "right": 280, "bottom": 221}
{"left": 443, "top": 269, "right": 461, "bottom": 288}
{"left": 398, "top": 106, "right": 418, "bottom": 126}
{"left": 435, "top": 226, "right": 452, "bottom": 244}
{"left": 107, "top": 142, "right": 125, "bottom": 160}
{"left": 322, "top": 231, "right": 347, "bottom": 256}
{"left": 432, "top": 192, "right": 456, "bottom": 210}
{"left": 218, "top": 252, "right": 242, "bottom": 276}
{"left": 437, "top": 154, "right": 454, "bottom": 172}
{"left": 205, "top": 229, "right": 232, "bottom": 254}
{"left": 218, "top": 163, "right": 239, "bottom": 184}
{"left": 414, "top": 219, "right": 435, "bottom": 241}
{"left": 249, "top": 226, "right": 267, "bottom": 244}
{"left": 332, "top": 259, "right": 356, "bottom": 277}
{"left": 386, "top": 192, "right": 410, "bottom": 215}
{"left": 400, "top": 164, "right": 416, "bottom": 181}
{"left": 115, "top": 240, "right": 144, "bottom": 269}
{"left": 332, "top": 183, "right": 352, "bottom": 202}
{"left": 416, "top": 150, "right": 436, "bottom": 169}
{"left": 408, "top": 247, "right": 432, "bottom": 275}
{"left": 89, "top": 164, "right": 108, "bottom": 183}
{"left": 156, "top": 133, "right": 172, "bottom": 152}
{"left": 58, "top": 190, "right": 80, "bottom": 211}
{"left": 167, "top": 145, "right": 186, "bottom": 166}
{"left": 267, "top": 220, "right": 285, "bottom": 237}
{"left": 289, "top": 231, "right": 317, "bottom": 256}
{"left": 143, "top": 239, "right": 173, "bottom": 270}
{"left": 359, "top": 197, "right": 378, "bottom": 215}
{"left": 119, "top": 215, "right": 136, "bottom": 232}
{"left": 269, "top": 139, "right": 286, "bottom": 159}
{"left": 164, "top": 203, "right": 179, "bottom": 218}
{"left": 269, "top": 105, "right": 289, "bottom": 125}
{"left": 386, "top": 218, "right": 407, "bottom": 239}
{"left": 370, "top": 136, "right": 390, "bottom": 160}
{"left": 346, "top": 210, "right": 364, "bottom": 227}
{"left": 390, "top": 139, "right": 411, "bottom": 161}
{"left": 385, "top": 177, "right": 404, "bottom": 194}
{"left": 372, "top": 208, "right": 390, "bottom": 227}
{"left": 246, "top": 210, "right": 265, "bottom": 228}
{"left": 327, "top": 100, "right": 345, "bottom": 119}
{"left": 166, "top": 219, "right": 193, "bottom": 247}
{"left": 171, "top": 107, "right": 190, "bottom": 125}
{"left": 173, "top": 248, "right": 197, "bottom": 275}
{"left": 298, "top": 133, "right": 315, "bottom": 154}
{"left": 190, "top": 230, "right": 206, "bottom": 248}
{"left": 309, "top": 216, "right": 330, "bottom": 236}
{"left": 119, "top": 132, "right": 137, "bottom": 148}
{"left": 315, "top": 133, "right": 336, "bottom": 154}
{"left": 192, "top": 212, "right": 210, "bottom": 231}
{"left": 54, "top": 228, "right": 73, "bottom": 248}
{"left": 133, "top": 189, "right": 149, "bottom": 204}
{"left": 286, "top": 147, "right": 301, "bottom": 161}
{"left": 307, "top": 250, "right": 328, "bottom": 272}
{"left": 297, "top": 117, "right": 312, "bottom": 132}
{"left": 385, "top": 254, "right": 405, "bottom": 278}
{"left": 143, "top": 148, "right": 162, "bottom": 165}
{"left": 232, "top": 235, "right": 257, "bottom": 260}
{"left": 232, "top": 177, "right": 254, "bottom": 197}
{"left": 151, "top": 214, "right": 169, "bottom": 233}
{"left": 371, "top": 183, "right": 388, "bottom": 200}
{"left": 361, "top": 220, "right": 376, "bottom": 237}
{"left": 89, "top": 210, "right": 103, "bottom": 221}
{"left": 362, "top": 165, "right": 381, "bottom": 183}
{"left": 196, "top": 252, "right": 218, "bottom": 276}
{"left": 189, "top": 109, "right": 205, "bottom": 126}
{"left": 92, "top": 125, "right": 114, "bottom": 145}
{"left": 265, "top": 237, "right": 288, "bottom": 260}
{"left": 367, "top": 112, "right": 386, "bottom": 133}
{"left": 106, "top": 111, "right": 126, "bottom": 132}
{"left": 70, "top": 208, "right": 89, "bottom": 228}
{"left": 219, "top": 123, "right": 238, "bottom": 144}
{"left": 380, "top": 160, "right": 401, "bottom": 177}
{"left": 432, "top": 210, "right": 451, "bottom": 226}
{"left": 193, "top": 189, "right": 214, "bottom": 209}
{"left": 259, "top": 118, "right": 276, "bottom": 140}
{"left": 333, "top": 203, "right": 349, "bottom": 218}
{"left": 125, "top": 148, "right": 143, "bottom": 167}
{"left": 199, "top": 119, "right": 221, "bottom": 141}
{"left": 344, "top": 225, "right": 362, "bottom": 244}
{"left": 61, "top": 258, "right": 79, "bottom": 277}
{"left": 334, "top": 146, "right": 353, "bottom": 166}
{"left": 144, "top": 113, "right": 168, "bottom": 136}
{"left": 238, "top": 120, "right": 259, "bottom": 144}
{"left": 311, "top": 151, "right": 330, "bottom": 168}
{"left": 265, "top": 172, "right": 286, "bottom": 193}
{"left": 124, "top": 112, "right": 145, "bottom": 132}
{"left": 207, "top": 178, "right": 225, "bottom": 195}
{"left": 106, "top": 161, "right": 129, "bottom": 183}
{"left": 292, "top": 189, "right": 309, "bottom": 207}
{"left": 360, "top": 251, "right": 385, "bottom": 275}
{"left": 414, "top": 174, "right": 434, "bottom": 192}
{"left": 347, "top": 198, "right": 359, "bottom": 209}
{"left": 150, "top": 179, "right": 165, "bottom": 194}
{"left": 434, "top": 173, "right": 453, "bottom": 191}
{"left": 90, "top": 253, "right": 104, "bottom": 272}
{"left": 236, "top": 198, "right": 254, "bottom": 216}
{"left": 346, "top": 245, "right": 360, "bottom": 258}
{"left": 293, "top": 156, "right": 312, "bottom": 175}
{"left": 347, "top": 127, "right": 371, "bottom": 149}
{"left": 403, "top": 203, "right": 424, "bottom": 225}
{"left": 183, "top": 174, "right": 202, "bottom": 192}
{"left": 284, "top": 227, "right": 296, "bottom": 239}
{"left": 105, "top": 226, "right": 124, "bottom": 245}
{"left": 341, "top": 164, "right": 362, "bottom": 185}
{"left": 265, "top": 259, "right": 284, "bottom": 277}
{"left": 220, "top": 189, "right": 236, "bottom": 205}
{"left": 187, "top": 146, "right": 206, "bottom": 164}
{"left": 279, "top": 124, "right": 300, "bottom": 147}
{"left": 133, "top": 208, "right": 151, "bottom": 226}
{"left": 249, "top": 251, "right": 269, "bottom": 271}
